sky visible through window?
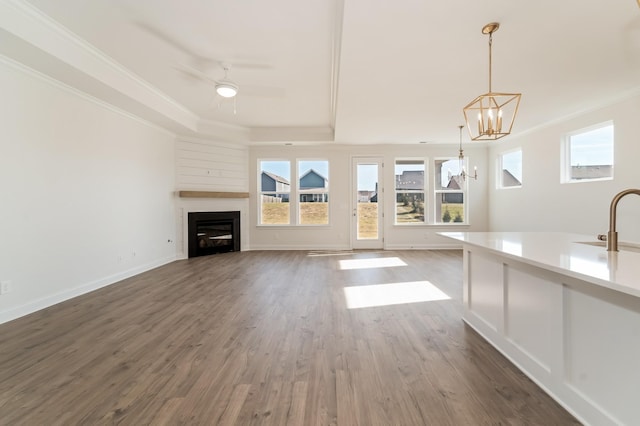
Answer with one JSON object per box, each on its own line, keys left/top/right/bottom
{"left": 502, "top": 150, "right": 522, "bottom": 182}
{"left": 570, "top": 125, "right": 613, "bottom": 166}
{"left": 357, "top": 164, "right": 378, "bottom": 191}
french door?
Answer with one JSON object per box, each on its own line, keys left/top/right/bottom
{"left": 351, "top": 157, "right": 383, "bottom": 249}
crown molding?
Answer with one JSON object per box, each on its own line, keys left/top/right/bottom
{"left": 250, "top": 126, "right": 335, "bottom": 144}
{"left": 0, "top": 0, "right": 198, "bottom": 132}
{"left": 0, "top": 53, "right": 175, "bottom": 137}
{"left": 193, "top": 119, "right": 252, "bottom": 144}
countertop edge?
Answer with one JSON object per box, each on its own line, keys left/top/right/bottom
{"left": 438, "top": 231, "right": 640, "bottom": 299}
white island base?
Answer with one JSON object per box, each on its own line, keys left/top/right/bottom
{"left": 440, "top": 232, "right": 640, "bottom": 426}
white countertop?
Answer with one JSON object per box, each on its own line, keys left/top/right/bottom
{"left": 438, "top": 231, "right": 640, "bottom": 298}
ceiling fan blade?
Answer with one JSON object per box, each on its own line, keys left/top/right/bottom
{"left": 241, "top": 85, "right": 286, "bottom": 98}
{"left": 135, "top": 21, "right": 213, "bottom": 67}
{"left": 230, "top": 62, "right": 273, "bottom": 70}
{"left": 173, "top": 63, "right": 218, "bottom": 84}
{"left": 135, "top": 21, "right": 272, "bottom": 71}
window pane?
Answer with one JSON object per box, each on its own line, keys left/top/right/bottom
{"left": 260, "top": 161, "right": 290, "bottom": 192}
{"left": 569, "top": 124, "right": 613, "bottom": 181}
{"left": 260, "top": 194, "right": 290, "bottom": 224}
{"left": 395, "top": 160, "right": 424, "bottom": 190}
{"left": 357, "top": 164, "right": 378, "bottom": 239}
{"left": 436, "top": 193, "right": 465, "bottom": 223}
{"left": 260, "top": 161, "right": 290, "bottom": 225}
{"left": 395, "top": 160, "right": 425, "bottom": 224}
{"left": 396, "top": 192, "right": 425, "bottom": 223}
{"left": 501, "top": 150, "right": 522, "bottom": 188}
{"left": 299, "top": 160, "right": 329, "bottom": 225}
{"left": 435, "top": 159, "right": 462, "bottom": 190}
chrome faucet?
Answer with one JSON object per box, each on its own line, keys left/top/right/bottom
{"left": 606, "top": 189, "right": 640, "bottom": 251}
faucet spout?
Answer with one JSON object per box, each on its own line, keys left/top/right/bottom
{"left": 607, "top": 189, "right": 640, "bottom": 251}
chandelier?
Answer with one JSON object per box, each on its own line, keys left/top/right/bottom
{"left": 463, "top": 22, "right": 521, "bottom": 141}
{"left": 457, "top": 125, "right": 477, "bottom": 181}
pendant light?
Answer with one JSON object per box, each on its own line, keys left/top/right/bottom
{"left": 463, "top": 22, "right": 521, "bottom": 141}
{"left": 457, "top": 125, "right": 477, "bottom": 181}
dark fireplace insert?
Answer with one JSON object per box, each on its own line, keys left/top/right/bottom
{"left": 188, "top": 211, "right": 240, "bottom": 258}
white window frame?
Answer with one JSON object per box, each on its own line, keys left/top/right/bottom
{"left": 433, "top": 157, "right": 467, "bottom": 225}
{"left": 297, "top": 159, "right": 330, "bottom": 226}
{"left": 498, "top": 148, "right": 523, "bottom": 189}
{"left": 394, "top": 158, "right": 426, "bottom": 225}
{"left": 561, "top": 121, "right": 614, "bottom": 184}
{"left": 258, "top": 159, "right": 292, "bottom": 226}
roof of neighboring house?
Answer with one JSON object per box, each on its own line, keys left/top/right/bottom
{"left": 300, "top": 168, "right": 327, "bottom": 182}
{"left": 446, "top": 175, "right": 463, "bottom": 190}
{"left": 502, "top": 169, "right": 522, "bottom": 187}
{"left": 571, "top": 165, "right": 612, "bottom": 180}
{"left": 396, "top": 170, "right": 424, "bottom": 189}
{"left": 262, "top": 171, "right": 290, "bottom": 185}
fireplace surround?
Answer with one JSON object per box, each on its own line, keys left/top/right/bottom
{"left": 188, "top": 211, "right": 240, "bottom": 258}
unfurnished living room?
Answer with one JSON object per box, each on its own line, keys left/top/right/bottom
{"left": 1, "top": 1, "right": 640, "bottom": 425}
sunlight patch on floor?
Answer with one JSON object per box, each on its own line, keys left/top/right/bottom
{"left": 343, "top": 281, "right": 451, "bottom": 309}
{"left": 338, "top": 257, "right": 407, "bottom": 270}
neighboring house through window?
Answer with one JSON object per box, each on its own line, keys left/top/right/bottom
{"left": 434, "top": 158, "right": 466, "bottom": 224}
{"left": 259, "top": 160, "right": 291, "bottom": 225}
{"left": 499, "top": 149, "right": 522, "bottom": 188}
{"left": 298, "top": 160, "right": 329, "bottom": 225}
{"left": 395, "top": 159, "right": 425, "bottom": 224}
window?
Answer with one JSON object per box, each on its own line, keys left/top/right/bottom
{"left": 499, "top": 149, "right": 522, "bottom": 188}
{"left": 395, "top": 159, "right": 425, "bottom": 224}
{"left": 434, "top": 158, "right": 466, "bottom": 223}
{"left": 298, "top": 160, "right": 329, "bottom": 225}
{"left": 563, "top": 122, "right": 613, "bottom": 182}
{"left": 259, "top": 160, "right": 290, "bottom": 225}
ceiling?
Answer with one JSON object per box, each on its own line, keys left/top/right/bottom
{"left": 1, "top": 0, "right": 639, "bottom": 145}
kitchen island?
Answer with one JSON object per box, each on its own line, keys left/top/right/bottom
{"left": 439, "top": 232, "right": 640, "bottom": 426}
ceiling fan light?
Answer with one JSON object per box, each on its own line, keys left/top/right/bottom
{"left": 216, "top": 82, "right": 238, "bottom": 98}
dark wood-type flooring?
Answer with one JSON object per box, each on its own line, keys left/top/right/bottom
{"left": 0, "top": 250, "right": 580, "bottom": 425}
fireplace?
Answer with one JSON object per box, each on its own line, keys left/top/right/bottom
{"left": 188, "top": 211, "right": 240, "bottom": 258}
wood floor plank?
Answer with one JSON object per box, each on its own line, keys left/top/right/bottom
{"left": 0, "top": 250, "right": 580, "bottom": 425}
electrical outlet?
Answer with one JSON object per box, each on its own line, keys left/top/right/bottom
{"left": 1, "top": 280, "right": 12, "bottom": 295}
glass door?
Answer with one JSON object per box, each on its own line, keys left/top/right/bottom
{"left": 352, "top": 157, "right": 383, "bottom": 249}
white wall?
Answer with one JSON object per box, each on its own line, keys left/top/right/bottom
{"left": 488, "top": 92, "right": 640, "bottom": 241}
{"left": 249, "top": 143, "right": 489, "bottom": 250}
{"left": 0, "top": 58, "right": 177, "bottom": 323}
{"left": 175, "top": 137, "right": 249, "bottom": 258}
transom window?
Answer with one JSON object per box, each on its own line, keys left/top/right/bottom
{"left": 563, "top": 122, "right": 614, "bottom": 183}
{"left": 499, "top": 149, "right": 522, "bottom": 188}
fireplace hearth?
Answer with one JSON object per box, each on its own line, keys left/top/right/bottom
{"left": 188, "top": 211, "right": 240, "bottom": 258}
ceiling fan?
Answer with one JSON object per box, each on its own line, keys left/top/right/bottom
{"left": 134, "top": 21, "right": 283, "bottom": 108}
{"left": 214, "top": 64, "right": 239, "bottom": 98}
{"left": 176, "top": 61, "right": 285, "bottom": 114}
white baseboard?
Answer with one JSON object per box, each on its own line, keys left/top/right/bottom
{"left": 246, "top": 244, "right": 352, "bottom": 251}
{"left": 384, "top": 243, "right": 463, "bottom": 250}
{"left": 0, "top": 255, "right": 177, "bottom": 325}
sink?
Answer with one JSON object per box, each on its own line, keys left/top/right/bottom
{"left": 576, "top": 241, "right": 640, "bottom": 253}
